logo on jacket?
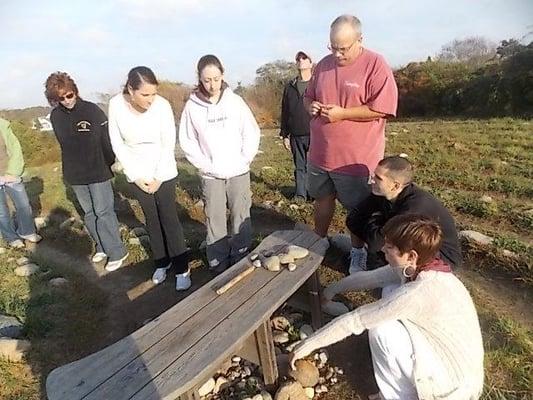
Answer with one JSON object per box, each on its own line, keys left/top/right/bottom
{"left": 77, "top": 121, "right": 91, "bottom": 132}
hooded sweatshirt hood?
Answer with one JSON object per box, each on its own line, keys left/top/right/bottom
{"left": 179, "top": 87, "right": 260, "bottom": 179}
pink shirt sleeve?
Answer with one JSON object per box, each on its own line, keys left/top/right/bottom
{"left": 366, "top": 56, "right": 398, "bottom": 117}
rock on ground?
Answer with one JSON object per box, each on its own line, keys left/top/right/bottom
{"left": 0, "top": 338, "right": 31, "bottom": 362}
{"left": 14, "top": 263, "right": 40, "bottom": 277}
{"left": 459, "top": 230, "right": 494, "bottom": 246}
{"left": 0, "top": 315, "right": 23, "bottom": 338}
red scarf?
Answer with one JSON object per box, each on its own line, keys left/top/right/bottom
{"left": 412, "top": 258, "right": 452, "bottom": 281}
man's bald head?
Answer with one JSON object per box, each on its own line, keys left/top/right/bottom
{"left": 330, "top": 15, "right": 362, "bottom": 37}
{"left": 329, "top": 15, "right": 363, "bottom": 66}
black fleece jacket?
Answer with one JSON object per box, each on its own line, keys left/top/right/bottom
{"left": 279, "top": 77, "right": 311, "bottom": 138}
{"left": 347, "top": 183, "right": 463, "bottom": 268}
{"left": 50, "top": 100, "right": 115, "bottom": 185}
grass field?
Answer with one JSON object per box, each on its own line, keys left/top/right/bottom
{"left": 0, "top": 119, "right": 531, "bottom": 400}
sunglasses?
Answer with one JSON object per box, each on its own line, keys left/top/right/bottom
{"left": 58, "top": 92, "right": 75, "bottom": 101}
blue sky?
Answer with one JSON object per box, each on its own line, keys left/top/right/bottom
{"left": 1, "top": 0, "right": 532, "bottom": 109}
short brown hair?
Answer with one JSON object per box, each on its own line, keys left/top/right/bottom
{"left": 44, "top": 72, "right": 80, "bottom": 107}
{"left": 378, "top": 156, "right": 413, "bottom": 184}
{"left": 383, "top": 214, "right": 442, "bottom": 266}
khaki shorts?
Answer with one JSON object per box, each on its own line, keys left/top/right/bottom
{"left": 307, "top": 163, "right": 371, "bottom": 210}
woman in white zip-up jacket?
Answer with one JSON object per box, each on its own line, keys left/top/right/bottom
{"left": 108, "top": 66, "right": 191, "bottom": 291}
{"left": 179, "top": 55, "right": 260, "bottom": 272}
{"left": 290, "top": 214, "right": 484, "bottom": 400}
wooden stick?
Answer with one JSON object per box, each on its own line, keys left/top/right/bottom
{"left": 216, "top": 264, "right": 255, "bottom": 295}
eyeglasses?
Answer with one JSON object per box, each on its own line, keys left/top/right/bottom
{"left": 327, "top": 41, "right": 356, "bottom": 55}
{"left": 58, "top": 92, "right": 75, "bottom": 101}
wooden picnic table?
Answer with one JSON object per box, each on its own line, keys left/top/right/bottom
{"left": 46, "top": 229, "right": 328, "bottom": 400}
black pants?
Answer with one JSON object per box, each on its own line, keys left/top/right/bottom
{"left": 129, "top": 178, "right": 188, "bottom": 272}
{"left": 290, "top": 135, "right": 310, "bottom": 198}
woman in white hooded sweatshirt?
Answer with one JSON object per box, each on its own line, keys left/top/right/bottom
{"left": 179, "top": 55, "right": 260, "bottom": 272}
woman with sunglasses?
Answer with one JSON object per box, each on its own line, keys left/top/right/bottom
{"left": 290, "top": 214, "right": 484, "bottom": 400}
{"left": 108, "top": 66, "right": 190, "bottom": 291}
{"left": 45, "top": 72, "right": 128, "bottom": 271}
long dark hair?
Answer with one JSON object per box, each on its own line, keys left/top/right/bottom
{"left": 196, "top": 55, "right": 224, "bottom": 97}
{"left": 123, "top": 66, "right": 158, "bottom": 94}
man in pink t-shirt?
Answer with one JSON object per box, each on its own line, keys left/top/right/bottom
{"left": 304, "top": 14, "right": 398, "bottom": 271}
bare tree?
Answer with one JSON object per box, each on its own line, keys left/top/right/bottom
{"left": 437, "top": 36, "right": 497, "bottom": 67}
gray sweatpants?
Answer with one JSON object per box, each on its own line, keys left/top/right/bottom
{"left": 201, "top": 172, "right": 252, "bottom": 270}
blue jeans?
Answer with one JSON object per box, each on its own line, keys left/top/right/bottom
{"left": 71, "top": 180, "right": 126, "bottom": 261}
{"left": 0, "top": 181, "right": 36, "bottom": 243}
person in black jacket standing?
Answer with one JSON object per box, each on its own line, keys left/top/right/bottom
{"left": 280, "top": 51, "right": 313, "bottom": 201}
{"left": 45, "top": 72, "right": 128, "bottom": 272}
{"left": 346, "top": 156, "right": 462, "bottom": 274}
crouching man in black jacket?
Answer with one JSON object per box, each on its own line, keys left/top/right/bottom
{"left": 347, "top": 156, "right": 462, "bottom": 274}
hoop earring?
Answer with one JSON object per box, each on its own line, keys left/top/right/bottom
{"left": 402, "top": 265, "right": 415, "bottom": 278}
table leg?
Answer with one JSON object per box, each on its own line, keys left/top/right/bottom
{"left": 307, "top": 270, "right": 323, "bottom": 330}
{"left": 255, "top": 320, "right": 278, "bottom": 388}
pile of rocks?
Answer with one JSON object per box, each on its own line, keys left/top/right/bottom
{"left": 198, "top": 310, "right": 343, "bottom": 399}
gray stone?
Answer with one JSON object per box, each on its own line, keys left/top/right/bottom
{"left": 49, "top": 277, "right": 68, "bottom": 287}
{"left": 0, "top": 315, "right": 23, "bottom": 338}
{"left": 299, "top": 325, "right": 313, "bottom": 340}
{"left": 289, "top": 359, "right": 319, "bottom": 387}
{"left": 14, "top": 263, "right": 40, "bottom": 277}
{"left": 273, "top": 330, "right": 289, "bottom": 344}
{"left": 0, "top": 338, "right": 30, "bottom": 362}
{"left": 16, "top": 256, "right": 30, "bottom": 266}
{"left": 459, "top": 230, "right": 494, "bottom": 246}
{"left": 502, "top": 249, "right": 519, "bottom": 259}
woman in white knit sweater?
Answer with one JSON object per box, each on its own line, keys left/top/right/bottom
{"left": 290, "top": 214, "right": 484, "bottom": 400}
{"left": 179, "top": 55, "right": 260, "bottom": 272}
{"left": 108, "top": 66, "right": 191, "bottom": 291}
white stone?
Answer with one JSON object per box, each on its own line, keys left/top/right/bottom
{"left": 198, "top": 377, "right": 216, "bottom": 396}
{"left": 14, "top": 263, "right": 40, "bottom": 277}
{"left": 502, "top": 249, "right": 519, "bottom": 259}
{"left": 253, "top": 259, "right": 262, "bottom": 268}
{"left": 250, "top": 253, "right": 259, "bottom": 261}
{"left": 318, "top": 351, "right": 328, "bottom": 364}
{"left": 261, "top": 390, "right": 273, "bottom": 400}
{"left": 299, "top": 324, "right": 313, "bottom": 340}
{"left": 388, "top": 131, "right": 399, "bottom": 136}
{"left": 287, "top": 263, "right": 297, "bottom": 272}
{"left": 213, "top": 376, "right": 229, "bottom": 394}
{"left": 272, "top": 330, "right": 289, "bottom": 344}
{"left": 16, "top": 256, "right": 30, "bottom": 266}
{"left": 34, "top": 216, "right": 47, "bottom": 230}
{"left": 232, "top": 356, "right": 242, "bottom": 363}
{"left": 399, "top": 153, "right": 408, "bottom": 158}
{"left": 264, "top": 256, "right": 281, "bottom": 272}
{"left": 459, "top": 230, "right": 494, "bottom": 246}
{"left": 0, "top": 315, "right": 23, "bottom": 338}
{"left": 304, "top": 387, "right": 315, "bottom": 399}
{"left": 49, "top": 277, "right": 68, "bottom": 287}
{"left": 0, "top": 338, "right": 30, "bottom": 362}
{"left": 286, "top": 245, "right": 309, "bottom": 259}
{"left": 480, "top": 195, "right": 493, "bottom": 203}
{"left": 319, "top": 385, "right": 327, "bottom": 393}
{"left": 289, "top": 204, "right": 299, "bottom": 211}
{"left": 194, "top": 199, "right": 205, "bottom": 209}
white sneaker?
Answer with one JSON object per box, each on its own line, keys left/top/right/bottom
{"left": 152, "top": 263, "right": 172, "bottom": 284}
{"left": 349, "top": 247, "right": 367, "bottom": 275}
{"left": 9, "top": 239, "right": 25, "bottom": 248}
{"left": 92, "top": 252, "right": 107, "bottom": 263}
{"left": 19, "top": 233, "right": 42, "bottom": 243}
{"left": 175, "top": 270, "right": 191, "bottom": 291}
{"left": 105, "top": 252, "right": 129, "bottom": 272}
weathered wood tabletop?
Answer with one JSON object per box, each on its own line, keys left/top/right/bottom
{"left": 46, "top": 230, "right": 328, "bottom": 400}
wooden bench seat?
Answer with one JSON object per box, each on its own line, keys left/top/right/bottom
{"left": 46, "top": 230, "right": 328, "bottom": 400}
